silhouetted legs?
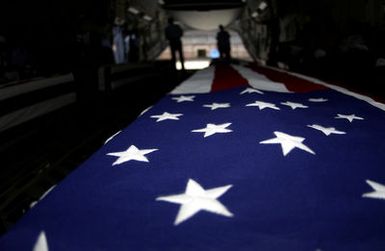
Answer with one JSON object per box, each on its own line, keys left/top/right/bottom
{"left": 170, "top": 41, "right": 185, "bottom": 70}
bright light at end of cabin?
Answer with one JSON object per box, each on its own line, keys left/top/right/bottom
{"left": 176, "top": 60, "right": 210, "bottom": 70}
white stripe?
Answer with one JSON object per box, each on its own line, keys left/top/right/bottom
{"left": 30, "top": 185, "right": 56, "bottom": 208}
{"left": 0, "top": 93, "right": 76, "bottom": 132}
{"left": 231, "top": 65, "right": 290, "bottom": 93}
{"left": 171, "top": 66, "right": 215, "bottom": 94}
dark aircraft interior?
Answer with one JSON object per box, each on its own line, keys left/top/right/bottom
{"left": 1, "top": 0, "right": 385, "bottom": 234}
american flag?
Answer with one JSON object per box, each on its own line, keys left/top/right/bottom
{"left": 1, "top": 63, "right": 385, "bottom": 250}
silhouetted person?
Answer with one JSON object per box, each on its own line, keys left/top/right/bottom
{"left": 216, "top": 25, "right": 231, "bottom": 61}
{"left": 112, "top": 18, "right": 125, "bottom": 64}
{"left": 165, "top": 17, "right": 185, "bottom": 70}
{"left": 128, "top": 27, "right": 140, "bottom": 62}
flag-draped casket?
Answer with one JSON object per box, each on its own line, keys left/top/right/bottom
{"left": 1, "top": 63, "right": 385, "bottom": 250}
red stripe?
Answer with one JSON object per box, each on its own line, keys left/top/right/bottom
{"left": 211, "top": 64, "right": 249, "bottom": 92}
{"left": 248, "top": 64, "right": 385, "bottom": 103}
{"left": 248, "top": 64, "right": 328, "bottom": 93}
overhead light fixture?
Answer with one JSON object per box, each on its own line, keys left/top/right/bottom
{"left": 251, "top": 11, "right": 259, "bottom": 18}
{"left": 258, "top": 1, "right": 268, "bottom": 11}
{"left": 128, "top": 7, "right": 140, "bottom": 15}
{"left": 143, "top": 15, "right": 152, "bottom": 21}
{"left": 114, "top": 17, "right": 125, "bottom": 25}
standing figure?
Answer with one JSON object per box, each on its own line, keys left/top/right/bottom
{"left": 165, "top": 17, "right": 185, "bottom": 70}
{"left": 112, "top": 18, "right": 125, "bottom": 64}
{"left": 216, "top": 25, "right": 231, "bottom": 60}
{"left": 128, "top": 27, "right": 140, "bottom": 62}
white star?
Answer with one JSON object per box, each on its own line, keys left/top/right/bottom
{"left": 307, "top": 124, "right": 346, "bottom": 136}
{"left": 203, "top": 103, "right": 231, "bottom": 110}
{"left": 260, "top": 131, "right": 315, "bottom": 156}
{"left": 240, "top": 87, "right": 264, "bottom": 95}
{"left": 246, "top": 101, "right": 280, "bottom": 110}
{"left": 30, "top": 185, "right": 56, "bottom": 208}
{"left": 104, "top": 130, "right": 121, "bottom": 144}
{"left": 281, "top": 101, "right": 308, "bottom": 110}
{"left": 33, "top": 231, "right": 48, "bottom": 251}
{"left": 335, "top": 114, "right": 364, "bottom": 122}
{"left": 139, "top": 106, "right": 153, "bottom": 116}
{"left": 172, "top": 95, "right": 195, "bottom": 103}
{"left": 151, "top": 112, "right": 183, "bottom": 122}
{"left": 192, "top": 123, "right": 233, "bottom": 137}
{"left": 107, "top": 145, "right": 158, "bottom": 165}
{"left": 309, "top": 98, "right": 328, "bottom": 102}
{"left": 156, "top": 179, "right": 233, "bottom": 225}
{"left": 362, "top": 180, "right": 385, "bottom": 200}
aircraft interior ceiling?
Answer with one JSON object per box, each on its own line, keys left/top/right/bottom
{"left": 1, "top": 0, "right": 384, "bottom": 64}
{"left": 123, "top": 0, "right": 385, "bottom": 63}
